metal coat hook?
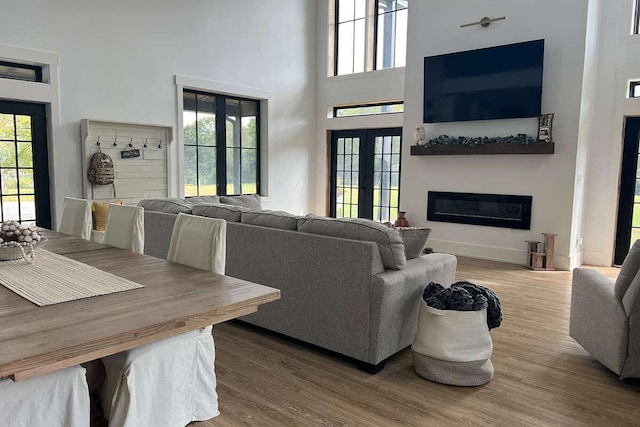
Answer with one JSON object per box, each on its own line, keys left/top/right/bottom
{"left": 143, "top": 138, "right": 148, "bottom": 149}
{"left": 128, "top": 137, "right": 134, "bottom": 148}
{"left": 113, "top": 135, "right": 118, "bottom": 147}
{"left": 96, "top": 136, "right": 101, "bottom": 147}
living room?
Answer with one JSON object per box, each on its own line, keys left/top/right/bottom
{"left": 0, "top": 0, "right": 637, "bottom": 270}
{"left": 1, "top": 0, "right": 640, "bottom": 425}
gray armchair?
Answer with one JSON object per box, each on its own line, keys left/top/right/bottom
{"left": 570, "top": 240, "right": 640, "bottom": 378}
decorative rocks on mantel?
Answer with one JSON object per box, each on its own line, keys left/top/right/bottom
{"left": 426, "top": 133, "right": 536, "bottom": 147}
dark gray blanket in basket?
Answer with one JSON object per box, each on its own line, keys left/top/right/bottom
{"left": 422, "top": 281, "right": 502, "bottom": 330}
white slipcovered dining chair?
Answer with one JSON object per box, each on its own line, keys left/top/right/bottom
{"left": 99, "top": 213, "right": 226, "bottom": 427}
{"left": 59, "top": 197, "right": 92, "bottom": 240}
{"left": 0, "top": 365, "right": 90, "bottom": 427}
{"left": 103, "top": 204, "right": 144, "bottom": 254}
{"left": 167, "top": 212, "right": 226, "bottom": 273}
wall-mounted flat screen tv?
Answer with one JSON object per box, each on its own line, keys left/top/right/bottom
{"left": 423, "top": 39, "right": 544, "bottom": 123}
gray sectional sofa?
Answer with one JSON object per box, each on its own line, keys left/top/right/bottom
{"left": 138, "top": 196, "right": 457, "bottom": 372}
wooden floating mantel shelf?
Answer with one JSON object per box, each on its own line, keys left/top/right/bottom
{"left": 410, "top": 141, "right": 555, "bottom": 156}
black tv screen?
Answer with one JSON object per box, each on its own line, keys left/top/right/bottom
{"left": 423, "top": 39, "right": 544, "bottom": 123}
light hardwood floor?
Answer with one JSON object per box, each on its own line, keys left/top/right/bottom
{"left": 194, "top": 257, "right": 640, "bottom": 426}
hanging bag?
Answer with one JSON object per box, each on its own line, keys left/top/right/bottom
{"left": 87, "top": 148, "right": 116, "bottom": 198}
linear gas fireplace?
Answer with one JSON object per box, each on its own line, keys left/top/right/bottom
{"left": 427, "top": 192, "right": 532, "bottom": 230}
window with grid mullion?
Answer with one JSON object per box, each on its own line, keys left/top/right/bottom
{"left": 183, "top": 90, "right": 260, "bottom": 196}
{"left": 0, "top": 113, "right": 37, "bottom": 223}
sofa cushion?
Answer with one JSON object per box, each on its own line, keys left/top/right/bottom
{"left": 192, "top": 203, "right": 248, "bottom": 222}
{"left": 297, "top": 215, "right": 406, "bottom": 270}
{"left": 137, "top": 198, "right": 192, "bottom": 214}
{"left": 398, "top": 227, "right": 431, "bottom": 259}
{"left": 185, "top": 195, "right": 220, "bottom": 205}
{"left": 241, "top": 210, "right": 298, "bottom": 231}
{"left": 219, "top": 194, "right": 262, "bottom": 209}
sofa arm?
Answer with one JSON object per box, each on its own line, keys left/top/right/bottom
{"left": 368, "top": 253, "right": 457, "bottom": 363}
{"left": 570, "top": 268, "right": 628, "bottom": 375}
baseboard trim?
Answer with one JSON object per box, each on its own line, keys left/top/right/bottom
{"left": 430, "top": 239, "right": 570, "bottom": 270}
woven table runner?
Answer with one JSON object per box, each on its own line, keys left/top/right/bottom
{"left": 0, "top": 249, "right": 144, "bottom": 306}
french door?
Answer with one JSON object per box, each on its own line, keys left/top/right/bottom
{"left": 615, "top": 117, "right": 640, "bottom": 265}
{"left": 329, "top": 127, "right": 402, "bottom": 222}
{"left": 0, "top": 101, "right": 50, "bottom": 228}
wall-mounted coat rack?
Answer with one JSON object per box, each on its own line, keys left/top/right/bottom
{"left": 81, "top": 119, "right": 173, "bottom": 204}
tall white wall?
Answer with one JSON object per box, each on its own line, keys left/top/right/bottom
{"left": 582, "top": 0, "right": 640, "bottom": 266}
{"left": 402, "top": 0, "right": 589, "bottom": 269}
{"left": 0, "top": 0, "right": 316, "bottom": 223}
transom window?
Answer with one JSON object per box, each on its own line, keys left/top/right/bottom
{"left": 183, "top": 90, "right": 260, "bottom": 196}
{"left": 0, "top": 61, "right": 42, "bottom": 83}
{"left": 630, "top": 81, "right": 640, "bottom": 98}
{"left": 333, "top": 101, "right": 404, "bottom": 117}
{"left": 331, "top": 0, "right": 408, "bottom": 76}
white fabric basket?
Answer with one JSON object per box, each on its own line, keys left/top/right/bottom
{"left": 411, "top": 298, "right": 494, "bottom": 385}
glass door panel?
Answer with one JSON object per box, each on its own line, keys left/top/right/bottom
{"left": 0, "top": 103, "right": 49, "bottom": 228}
{"left": 615, "top": 117, "right": 640, "bottom": 264}
{"left": 372, "top": 134, "right": 401, "bottom": 222}
{"left": 330, "top": 127, "right": 401, "bottom": 221}
{"left": 334, "top": 136, "right": 360, "bottom": 218}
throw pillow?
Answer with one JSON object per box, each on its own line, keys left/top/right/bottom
{"left": 297, "top": 215, "right": 406, "bottom": 270}
{"left": 92, "top": 200, "right": 123, "bottom": 231}
{"left": 137, "top": 198, "right": 193, "bottom": 214}
{"left": 219, "top": 194, "right": 262, "bottom": 209}
{"left": 398, "top": 227, "right": 431, "bottom": 259}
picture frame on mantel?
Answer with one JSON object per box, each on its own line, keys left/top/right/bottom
{"left": 537, "top": 113, "right": 554, "bottom": 142}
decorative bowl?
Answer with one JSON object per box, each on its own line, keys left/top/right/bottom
{"left": 0, "top": 220, "right": 45, "bottom": 263}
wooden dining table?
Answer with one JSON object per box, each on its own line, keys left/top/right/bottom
{"left": 0, "top": 230, "right": 280, "bottom": 381}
